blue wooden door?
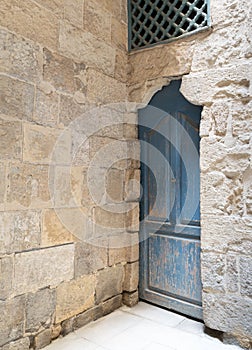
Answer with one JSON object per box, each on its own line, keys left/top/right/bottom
{"left": 139, "top": 80, "right": 203, "bottom": 319}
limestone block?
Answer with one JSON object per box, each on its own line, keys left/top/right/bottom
{"left": 55, "top": 275, "right": 96, "bottom": 323}
{"left": 0, "top": 256, "right": 13, "bottom": 300}
{"left": 181, "top": 63, "right": 251, "bottom": 105}
{"left": 86, "top": 69, "right": 127, "bottom": 104}
{"left": 0, "top": 0, "right": 59, "bottom": 50}
{"left": 121, "top": 0, "right": 127, "bottom": 23}
{"left": 0, "top": 117, "right": 22, "bottom": 160}
{"left": 93, "top": 206, "right": 125, "bottom": 231}
{"left": 191, "top": 24, "right": 251, "bottom": 73}
{"left": 111, "top": 18, "right": 127, "bottom": 51}
{"left": 106, "top": 168, "right": 124, "bottom": 202}
{"left": 114, "top": 49, "right": 128, "bottom": 83}
{"left": 127, "top": 140, "right": 140, "bottom": 169}
{"left": 31, "top": 0, "right": 64, "bottom": 17}
{"left": 42, "top": 209, "right": 76, "bottom": 247}
{"left": 59, "top": 21, "right": 115, "bottom": 76}
{"left": 96, "top": 265, "right": 124, "bottom": 303}
{"left": 33, "top": 329, "right": 52, "bottom": 349}
{"left": 124, "top": 169, "right": 140, "bottom": 202}
{"left": 0, "top": 163, "right": 6, "bottom": 211}
{"left": 101, "top": 0, "right": 121, "bottom": 18}
{"left": 23, "top": 123, "right": 71, "bottom": 165}
{"left": 75, "top": 241, "right": 107, "bottom": 277}
{"left": 201, "top": 253, "right": 225, "bottom": 293}
{"left": 126, "top": 204, "right": 140, "bottom": 232}
{"left": 59, "top": 95, "right": 90, "bottom": 127}
{"left": 84, "top": 1, "right": 111, "bottom": 44}
{"left": 0, "top": 296, "right": 25, "bottom": 346}
{"left": 33, "top": 87, "right": 59, "bottom": 127}
{"left": 54, "top": 166, "right": 83, "bottom": 208}
{"left": 123, "top": 262, "right": 139, "bottom": 292}
{"left": 239, "top": 256, "right": 252, "bottom": 297}
{"left": 73, "top": 305, "right": 102, "bottom": 330}
{"left": 25, "top": 288, "right": 56, "bottom": 332}
{"left": 226, "top": 255, "right": 239, "bottom": 293}
{"left": 128, "top": 41, "right": 193, "bottom": 84}
{"left": 14, "top": 245, "right": 74, "bottom": 295}
{"left": 64, "top": 0, "right": 84, "bottom": 28}
{"left": 203, "top": 294, "right": 252, "bottom": 337}
{"left": 6, "top": 163, "right": 51, "bottom": 209}
{"left": 60, "top": 318, "right": 74, "bottom": 336}
{"left": 0, "top": 28, "right": 42, "bottom": 82}
{"left": 2, "top": 338, "right": 30, "bottom": 350}
{"left": 0, "top": 211, "right": 41, "bottom": 255}
{"left": 43, "top": 48, "right": 76, "bottom": 93}
{"left": 108, "top": 232, "right": 139, "bottom": 265}
{"left": 102, "top": 294, "right": 122, "bottom": 316}
{"left": 123, "top": 290, "right": 139, "bottom": 307}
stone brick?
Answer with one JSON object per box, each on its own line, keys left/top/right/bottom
{"left": 75, "top": 241, "right": 107, "bottom": 277}
{"left": 239, "top": 256, "right": 252, "bottom": 297}
{"left": 33, "top": 87, "right": 59, "bottom": 127}
{"left": 25, "top": 288, "right": 56, "bottom": 332}
{"left": 106, "top": 168, "right": 124, "bottom": 202}
{"left": 0, "top": 256, "right": 13, "bottom": 300}
{"left": 0, "top": 296, "right": 25, "bottom": 346}
{"left": 32, "top": 0, "right": 64, "bottom": 17}
{"left": 109, "top": 232, "right": 139, "bottom": 265}
{"left": 123, "top": 262, "right": 139, "bottom": 292}
{"left": 1, "top": 338, "right": 30, "bottom": 350}
{"left": 111, "top": 18, "right": 127, "bottom": 51}
{"left": 203, "top": 294, "right": 252, "bottom": 338}
{"left": 0, "top": 28, "right": 42, "bottom": 82}
{"left": 23, "top": 123, "right": 71, "bottom": 165}
{"left": 86, "top": 69, "right": 127, "bottom": 104}
{"left": 0, "top": 211, "right": 41, "bottom": 255}
{"left": 84, "top": 0, "right": 111, "bottom": 44}
{"left": 14, "top": 245, "right": 74, "bottom": 295}
{"left": 93, "top": 206, "right": 125, "bottom": 232}
{"left": 64, "top": 0, "right": 84, "bottom": 28}
{"left": 99, "top": 0, "right": 121, "bottom": 18}
{"left": 0, "top": 163, "right": 6, "bottom": 211}
{"left": 102, "top": 295, "right": 122, "bottom": 316}
{"left": 51, "top": 324, "right": 61, "bottom": 340}
{"left": 122, "top": 290, "right": 139, "bottom": 307}
{"left": 126, "top": 204, "right": 140, "bottom": 232}
{"left": 73, "top": 305, "right": 103, "bottom": 330}
{"left": 33, "top": 329, "right": 52, "bottom": 349}
{"left": 96, "top": 265, "right": 124, "bottom": 303}
{"left": 128, "top": 41, "right": 193, "bottom": 84}
{"left": 0, "top": 0, "right": 59, "bottom": 51}
{"left": 56, "top": 275, "right": 95, "bottom": 323}
{"left": 43, "top": 48, "right": 76, "bottom": 93}
{"left": 59, "top": 21, "right": 115, "bottom": 76}
{"left": 0, "top": 117, "right": 22, "bottom": 160}
{"left": 6, "top": 163, "right": 51, "bottom": 209}
{"left": 42, "top": 209, "right": 76, "bottom": 247}
{"left": 60, "top": 318, "right": 74, "bottom": 336}
{"left": 121, "top": 0, "right": 127, "bottom": 23}
{"left": 115, "top": 49, "right": 128, "bottom": 83}
{"left": 59, "top": 94, "right": 89, "bottom": 127}
{"left": 201, "top": 253, "right": 225, "bottom": 293}
{"left": 124, "top": 169, "right": 140, "bottom": 202}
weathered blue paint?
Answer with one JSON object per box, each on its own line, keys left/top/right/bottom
{"left": 139, "top": 80, "right": 203, "bottom": 320}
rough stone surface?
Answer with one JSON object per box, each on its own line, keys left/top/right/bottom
{"left": 102, "top": 295, "right": 122, "bottom": 316}
{"left": 73, "top": 305, "right": 103, "bottom": 330}
{"left": 14, "top": 245, "right": 74, "bottom": 295}
{"left": 239, "top": 256, "right": 252, "bottom": 297}
{"left": 123, "top": 262, "right": 139, "bottom": 292}
{"left": 74, "top": 241, "right": 107, "bottom": 277}
{"left": 123, "top": 290, "right": 139, "bottom": 307}
{"left": 0, "top": 117, "right": 22, "bottom": 160}
{"left": 56, "top": 275, "right": 96, "bottom": 323}
{"left": 25, "top": 288, "right": 56, "bottom": 332}
{"left": 33, "top": 329, "right": 52, "bottom": 349}
{"left": 1, "top": 338, "right": 30, "bottom": 350}
{"left": 96, "top": 265, "right": 124, "bottom": 304}
{"left": 0, "top": 256, "right": 13, "bottom": 300}
{"left": 0, "top": 296, "right": 25, "bottom": 346}
{"left": 0, "top": 211, "right": 41, "bottom": 255}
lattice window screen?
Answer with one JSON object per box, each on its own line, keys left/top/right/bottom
{"left": 128, "top": 0, "right": 209, "bottom": 51}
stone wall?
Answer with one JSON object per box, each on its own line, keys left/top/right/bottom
{"left": 128, "top": 0, "right": 252, "bottom": 348}
{"left": 0, "top": 1, "right": 139, "bottom": 349}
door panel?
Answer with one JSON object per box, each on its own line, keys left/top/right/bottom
{"left": 139, "top": 80, "right": 203, "bottom": 320}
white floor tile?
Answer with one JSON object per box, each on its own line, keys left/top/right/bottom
{"left": 142, "top": 343, "right": 176, "bottom": 350}
{"left": 44, "top": 335, "right": 99, "bottom": 350}
{"left": 122, "top": 301, "right": 185, "bottom": 327}
{"left": 176, "top": 318, "right": 204, "bottom": 335}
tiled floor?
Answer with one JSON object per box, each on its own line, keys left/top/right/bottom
{"left": 45, "top": 302, "right": 241, "bottom": 350}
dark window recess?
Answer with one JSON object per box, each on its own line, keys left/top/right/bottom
{"left": 129, "top": 0, "right": 209, "bottom": 51}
